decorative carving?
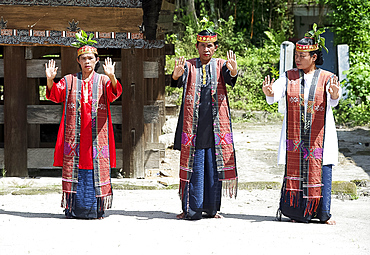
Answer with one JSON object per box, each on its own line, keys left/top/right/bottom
{"left": 67, "top": 19, "right": 80, "bottom": 32}
{"left": 0, "top": 16, "right": 8, "bottom": 29}
{"left": 0, "top": 29, "right": 164, "bottom": 49}
{"left": 0, "top": 0, "right": 142, "bottom": 8}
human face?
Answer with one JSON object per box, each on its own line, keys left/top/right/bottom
{"left": 294, "top": 51, "right": 317, "bottom": 73}
{"left": 77, "top": 53, "right": 99, "bottom": 73}
{"left": 196, "top": 42, "right": 217, "bottom": 64}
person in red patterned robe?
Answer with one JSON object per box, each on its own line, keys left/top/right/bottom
{"left": 45, "top": 45, "right": 122, "bottom": 219}
{"left": 263, "top": 32, "right": 340, "bottom": 224}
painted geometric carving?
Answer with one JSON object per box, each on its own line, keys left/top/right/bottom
{"left": 67, "top": 19, "right": 80, "bottom": 32}
{"left": 0, "top": 16, "right": 7, "bottom": 29}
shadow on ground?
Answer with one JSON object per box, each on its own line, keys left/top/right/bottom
{"left": 337, "top": 127, "right": 370, "bottom": 177}
{"left": 0, "top": 208, "right": 279, "bottom": 222}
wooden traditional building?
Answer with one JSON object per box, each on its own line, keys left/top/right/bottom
{"left": 0, "top": 0, "right": 175, "bottom": 178}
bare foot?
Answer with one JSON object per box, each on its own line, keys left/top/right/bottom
{"left": 176, "top": 212, "right": 185, "bottom": 219}
{"left": 325, "top": 219, "right": 336, "bottom": 225}
{"left": 214, "top": 213, "right": 224, "bottom": 219}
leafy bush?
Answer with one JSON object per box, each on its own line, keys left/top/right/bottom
{"left": 166, "top": 14, "right": 281, "bottom": 113}
{"left": 334, "top": 53, "right": 370, "bottom": 126}
{"left": 327, "top": 0, "right": 370, "bottom": 125}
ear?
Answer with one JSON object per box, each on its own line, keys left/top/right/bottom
{"left": 195, "top": 43, "right": 199, "bottom": 50}
{"left": 215, "top": 45, "right": 218, "bottom": 50}
{"left": 312, "top": 53, "right": 317, "bottom": 61}
{"left": 96, "top": 57, "right": 100, "bottom": 62}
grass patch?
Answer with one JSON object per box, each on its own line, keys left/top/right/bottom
{"left": 112, "top": 183, "right": 159, "bottom": 190}
{"left": 113, "top": 183, "right": 180, "bottom": 190}
{"left": 3, "top": 185, "right": 62, "bottom": 196}
{"left": 11, "top": 187, "right": 62, "bottom": 195}
{"left": 10, "top": 180, "right": 34, "bottom": 189}
{"left": 164, "top": 184, "right": 179, "bottom": 190}
{"left": 238, "top": 181, "right": 281, "bottom": 190}
{"left": 332, "top": 181, "right": 357, "bottom": 199}
{"left": 0, "top": 190, "right": 10, "bottom": 195}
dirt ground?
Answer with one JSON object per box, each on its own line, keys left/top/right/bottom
{"left": 159, "top": 116, "right": 370, "bottom": 184}
{"left": 0, "top": 117, "right": 369, "bottom": 255}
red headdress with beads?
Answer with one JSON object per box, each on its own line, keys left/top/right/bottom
{"left": 77, "top": 45, "right": 98, "bottom": 56}
{"left": 296, "top": 23, "right": 328, "bottom": 53}
{"left": 295, "top": 42, "right": 319, "bottom": 52}
{"left": 197, "top": 34, "right": 218, "bottom": 43}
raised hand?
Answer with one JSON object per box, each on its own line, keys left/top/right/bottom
{"left": 328, "top": 75, "right": 340, "bottom": 100}
{"left": 226, "top": 50, "right": 237, "bottom": 76}
{"left": 45, "top": 59, "right": 58, "bottom": 80}
{"left": 103, "top": 57, "right": 116, "bottom": 77}
{"left": 262, "top": 75, "right": 275, "bottom": 97}
{"left": 172, "top": 56, "right": 185, "bottom": 80}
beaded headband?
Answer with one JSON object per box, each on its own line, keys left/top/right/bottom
{"left": 197, "top": 34, "right": 217, "bottom": 43}
{"left": 77, "top": 45, "right": 98, "bottom": 56}
{"left": 295, "top": 42, "right": 319, "bottom": 52}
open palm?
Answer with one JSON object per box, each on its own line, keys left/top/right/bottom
{"left": 45, "top": 59, "right": 58, "bottom": 80}
{"left": 103, "top": 57, "right": 116, "bottom": 77}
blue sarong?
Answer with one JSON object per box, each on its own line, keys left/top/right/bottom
{"left": 182, "top": 147, "right": 222, "bottom": 220}
{"left": 65, "top": 169, "right": 105, "bottom": 219}
{"left": 316, "top": 164, "right": 332, "bottom": 222}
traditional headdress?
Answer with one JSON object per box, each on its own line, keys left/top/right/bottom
{"left": 197, "top": 33, "right": 218, "bottom": 43}
{"left": 296, "top": 23, "right": 328, "bottom": 53}
{"left": 71, "top": 30, "right": 98, "bottom": 56}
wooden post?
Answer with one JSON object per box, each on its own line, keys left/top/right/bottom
{"left": 61, "top": 47, "right": 79, "bottom": 77}
{"left": 144, "top": 49, "right": 154, "bottom": 144}
{"left": 4, "top": 46, "right": 28, "bottom": 177}
{"left": 157, "top": 46, "right": 166, "bottom": 133}
{"left": 121, "top": 48, "right": 145, "bottom": 178}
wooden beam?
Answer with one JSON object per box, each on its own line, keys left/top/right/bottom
{"left": 4, "top": 46, "right": 28, "bottom": 177}
{"left": 27, "top": 78, "right": 40, "bottom": 148}
{"left": 0, "top": 59, "right": 123, "bottom": 78}
{"left": 143, "top": 61, "right": 159, "bottom": 79}
{"left": 0, "top": 148, "right": 123, "bottom": 169}
{"left": 0, "top": 5, "right": 143, "bottom": 32}
{"left": 0, "top": 105, "right": 159, "bottom": 124}
{"left": 26, "top": 105, "right": 63, "bottom": 124}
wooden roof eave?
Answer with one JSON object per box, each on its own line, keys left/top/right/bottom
{"left": 0, "top": 29, "right": 165, "bottom": 49}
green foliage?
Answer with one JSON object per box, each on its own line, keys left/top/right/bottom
{"left": 226, "top": 46, "right": 279, "bottom": 112}
{"left": 344, "top": 61, "right": 370, "bottom": 103}
{"left": 334, "top": 99, "right": 370, "bottom": 126}
{"left": 305, "top": 23, "right": 328, "bottom": 53}
{"left": 327, "top": 0, "right": 370, "bottom": 125}
{"left": 334, "top": 55, "right": 370, "bottom": 126}
{"left": 166, "top": 13, "right": 282, "bottom": 112}
{"left": 71, "top": 30, "right": 97, "bottom": 48}
{"left": 327, "top": 0, "right": 370, "bottom": 52}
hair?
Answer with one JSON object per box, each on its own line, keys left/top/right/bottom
{"left": 196, "top": 30, "right": 218, "bottom": 46}
{"left": 77, "top": 53, "right": 100, "bottom": 72}
{"left": 296, "top": 37, "right": 324, "bottom": 65}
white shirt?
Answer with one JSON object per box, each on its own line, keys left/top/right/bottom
{"left": 266, "top": 71, "right": 341, "bottom": 166}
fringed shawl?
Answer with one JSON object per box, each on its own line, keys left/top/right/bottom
{"left": 61, "top": 72, "right": 113, "bottom": 212}
{"left": 281, "top": 68, "right": 333, "bottom": 221}
{"left": 179, "top": 58, "right": 238, "bottom": 198}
